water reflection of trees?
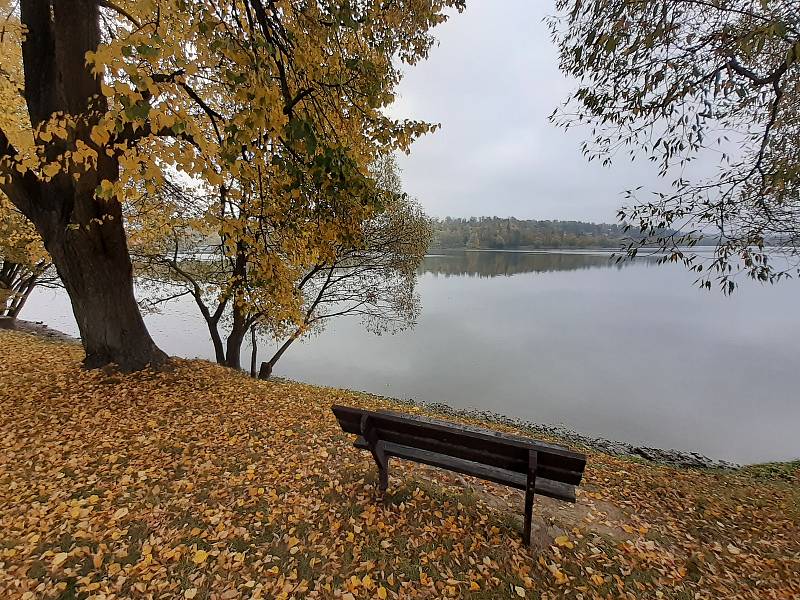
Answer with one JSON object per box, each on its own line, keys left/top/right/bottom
{"left": 420, "top": 251, "right": 659, "bottom": 278}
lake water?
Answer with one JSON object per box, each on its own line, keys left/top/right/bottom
{"left": 22, "top": 250, "right": 800, "bottom": 464}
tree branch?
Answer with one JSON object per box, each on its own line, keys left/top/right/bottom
{"left": 98, "top": 0, "right": 142, "bottom": 29}
{"left": 728, "top": 56, "right": 787, "bottom": 88}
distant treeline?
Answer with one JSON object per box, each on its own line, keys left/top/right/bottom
{"left": 431, "top": 217, "right": 627, "bottom": 249}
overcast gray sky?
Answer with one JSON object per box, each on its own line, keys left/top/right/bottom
{"left": 390, "top": 0, "right": 664, "bottom": 224}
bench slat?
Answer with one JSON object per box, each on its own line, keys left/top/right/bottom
{"left": 354, "top": 437, "right": 577, "bottom": 502}
{"left": 371, "top": 429, "right": 584, "bottom": 485}
{"left": 335, "top": 406, "right": 584, "bottom": 461}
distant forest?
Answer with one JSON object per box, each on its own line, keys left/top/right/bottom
{"left": 431, "top": 217, "right": 627, "bottom": 249}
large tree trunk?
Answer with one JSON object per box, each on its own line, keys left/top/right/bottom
{"left": 0, "top": 0, "right": 167, "bottom": 370}
{"left": 47, "top": 223, "right": 166, "bottom": 369}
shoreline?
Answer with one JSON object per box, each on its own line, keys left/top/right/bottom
{"left": 345, "top": 388, "right": 742, "bottom": 470}
{"left": 0, "top": 318, "right": 80, "bottom": 343}
{"left": 8, "top": 318, "right": 743, "bottom": 469}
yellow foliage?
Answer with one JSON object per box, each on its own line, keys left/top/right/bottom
{"left": 1, "top": 0, "right": 460, "bottom": 321}
{"left": 0, "top": 195, "right": 48, "bottom": 269}
{"left": 1, "top": 330, "right": 798, "bottom": 598}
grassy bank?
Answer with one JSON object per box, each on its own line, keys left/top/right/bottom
{"left": 0, "top": 330, "right": 797, "bottom": 599}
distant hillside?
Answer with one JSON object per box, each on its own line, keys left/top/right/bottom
{"left": 431, "top": 217, "right": 627, "bottom": 250}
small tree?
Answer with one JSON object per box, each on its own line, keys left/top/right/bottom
{"left": 0, "top": 196, "right": 56, "bottom": 319}
{"left": 550, "top": 0, "right": 800, "bottom": 291}
{"left": 258, "top": 188, "right": 432, "bottom": 378}
{"left": 134, "top": 156, "right": 431, "bottom": 375}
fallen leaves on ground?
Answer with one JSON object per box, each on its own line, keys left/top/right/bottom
{"left": 0, "top": 330, "right": 797, "bottom": 599}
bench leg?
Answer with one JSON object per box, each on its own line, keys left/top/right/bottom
{"left": 360, "top": 415, "right": 390, "bottom": 494}
{"left": 523, "top": 486, "right": 534, "bottom": 546}
{"left": 523, "top": 450, "right": 538, "bottom": 547}
{"left": 376, "top": 447, "right": 389, "bottom": 493}
{"left": 368, "top": 442, "right": 389, "bottom": 494}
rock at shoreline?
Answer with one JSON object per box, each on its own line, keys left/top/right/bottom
{"left": 394, "top": 399, "right": 739, "bottom": 470}
{"left": 2, "top": 319, "right": 79, "bottom": 344}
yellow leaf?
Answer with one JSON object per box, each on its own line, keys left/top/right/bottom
{"left": 91, "top": 127, "right": 109, "bottom": 146}
{"left": 192, "top": 550, "right": 208, "bottom": 564}
{"left": 514, "top": 585, "right": 526, "bottom": 597}
{"left": 377, "top": 586, "right": 387, "bottom": 599}
{"left": 112, "top": 507, "right": 129, "bottom": 519}
{"left": 546, "top": 562, "right": 568, "bottom": 584}
{"left": 184, "top": 589, "right": 198, "bottom": 599}
{"left": 52, "top": 552, "right": 69, "bottom": 567}
{"left": 591, "top": 573, "right": 605, "bottom": 586}
{"left": 554, "top": 535, "right": 574, "bottom": 549}
{"left": 42, "top": 162, "right": 61, "bottom": 177}
{"left": 470, "top": 581, "right": 480, "bottom": 591}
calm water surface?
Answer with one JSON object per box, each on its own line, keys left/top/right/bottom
{"left": 23, "top": 250, "right": 800, "bottom": 464}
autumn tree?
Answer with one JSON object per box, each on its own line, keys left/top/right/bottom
{"left": 132, "top": 155, "right": 385, "bottom": 371}
{"left": 257, "top": 156, "right": 432, "bottom": 378}
{"left": 0, "top": 0, "right": 462, "bottom": 370}
{"left": 134, "top": 155, "right": 432, "bottom": 375}
{"left": 550, "top": 0, "right": 800, "bottom": 291}
{"left": 132, "top": 174, "right": 297, "bottom": 371}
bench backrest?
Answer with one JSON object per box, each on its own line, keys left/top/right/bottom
{"left": 332, "top": 405, "right": 586, "bottom": 486}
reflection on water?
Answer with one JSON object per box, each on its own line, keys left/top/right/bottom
{"left": 421, "top": 249, "right": 657, "bottom": 278}
{"left": 21, "top": 250, "right": 800, "bottom": 464}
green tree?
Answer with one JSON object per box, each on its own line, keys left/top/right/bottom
{"left": 550, "top": 0, "right": 800, "bottom": 291}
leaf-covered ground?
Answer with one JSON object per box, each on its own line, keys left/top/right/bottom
{"left": 1, "top": 330, "right": 797, "bottom": 599}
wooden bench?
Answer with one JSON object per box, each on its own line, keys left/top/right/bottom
{"left": 332, "top": 405, "right": 587, "bottom": 545}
